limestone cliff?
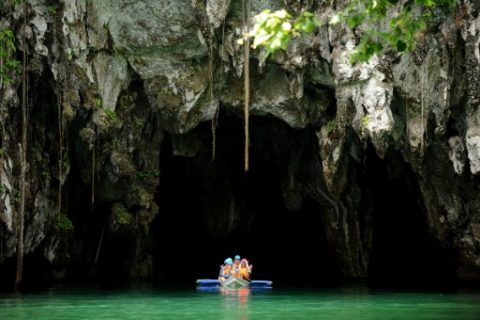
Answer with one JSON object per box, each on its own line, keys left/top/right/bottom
{"left": 0, "top": 0, "right": 479, "bottom": 286}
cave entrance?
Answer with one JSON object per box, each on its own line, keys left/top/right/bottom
{"left": 153, "top": 113, "right": 341, "bottom": 286}
{"left": 365, "top": 144, "right": 457, "bottom": 289}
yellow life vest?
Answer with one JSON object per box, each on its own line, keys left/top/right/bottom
{"left": 239, "top": 267, "right": 250, "bottom": 279}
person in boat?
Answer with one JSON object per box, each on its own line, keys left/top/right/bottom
{"left": 233, "top": 255, "right": 241, "bottom": 277}
{"left": 218, "top": 258, "right": 234, "bottom": 282}
{"left": 218, "top": 258, "right": 228, "bottom": 280}
{"left": 238, "top": 259, "right": 252, "bottom": 281}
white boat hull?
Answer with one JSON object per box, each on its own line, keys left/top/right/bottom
{"left": 220, "top": 277, "right": 251, "bottom": 289}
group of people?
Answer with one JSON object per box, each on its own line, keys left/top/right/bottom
{"left": 218, "top": 255, "right": 252, "bottom": 281}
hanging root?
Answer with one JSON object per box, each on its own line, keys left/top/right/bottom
{"left": 208, "top": 27, "right": 218, "bottom": 162}
{"left": 94, "top": 216, "right": 106, "bottom": 265}
{"left": 420, "top": 67, "right": 425, "bottom": 155}
{"left": 243, "top": 0, "right": 251, "bottom": 172}
{"left": 57, "top": 92, "right": 63, "bottom": 217}
{"left": 211, "top": 104, "right": 220, "bottom": 161}
{"left": 91, "top": 141, "right": 95, "bottom": 212}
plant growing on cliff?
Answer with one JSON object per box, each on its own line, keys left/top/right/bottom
{"left": 332, "top": 0, "right": 458, "bottom": 62}
{"left": 115, "top": 206, "right": 132, "bottom": 225}
{"left": 135, "top": 170, "right": 160, "bottom": 181}
{"left": 0, "top": 27, "right": 20, "bottom": 88}
{"left": 0, "top": 0, "right": 23, "bottom": 11}
{"left": 362, "top": 116, "right": 370, "bottom": 128}
{"left": 104, "top": 108, "right": 116, "bottom": 122}
{"left": 325, "top": 120, "right": 338, "bottom": 135}
{"left": 241, "top": 0, "right": 458, "bottom": 62}
{"left": 56, "top": 214, "right": 74, "bottom": 231}
{"left": 239, "top": 9, "right": 320, "bottom": 56}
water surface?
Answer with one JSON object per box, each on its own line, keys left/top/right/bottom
{"left": 1, "top": 287, "right": 479, "bottom": 320}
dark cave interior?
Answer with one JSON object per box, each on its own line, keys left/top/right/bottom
{"left": 0, "top": 114, "right": 458, "bottom": 291}
{"left": 153, "top": 114, "right": 340, "bottom": 287}
{"left": 150, "top": 114, "right": 457, "bottom": 289}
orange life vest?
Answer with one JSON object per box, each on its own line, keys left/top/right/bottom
{"left": 223, "top": 265, "right": 233, "bottom": 276}
{"left": 239, "top": 266, "right": 250, "bottom": 280}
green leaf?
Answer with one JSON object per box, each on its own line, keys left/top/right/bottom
{"left": 240, "top": 0, "right": 458, "bottom": 62}
{"left": 396, "top": 40, "right": 407, "bottom": 52}
{"left": 347, "top": 14, "right": 365, "bottom": 29}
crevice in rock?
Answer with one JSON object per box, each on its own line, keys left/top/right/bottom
{"left": 364, "top": 144, "right": 457, "bottom": 289}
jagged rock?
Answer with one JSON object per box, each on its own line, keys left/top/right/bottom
{"left": 206, "top": 0, "right": 231, "bottom": 29}
{"left": 448, "top": 136, "right": 466, "bottom": 175}
{"left": 317, "top": 125, "right": 348, "bottom": 199}
{"left": 109, "top": 152, "right": 134, "bottom": 178}
{"left": 466, "top": 127, "right": 480, "bottom": 174}
{"left": 0, "top": 157, "right": 14, "bottom": 232}
{"left": 93, "top": 53, "right": 130, "bottom": 112}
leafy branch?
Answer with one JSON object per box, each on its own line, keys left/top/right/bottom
{"left": 238, "top": 9, "right": 320, "bottom": 57}
{"left": 331, "top": 0, "right": 458, "bottom": 62}
{"left": 240, "top": 0, "right": 458, "bottom": 63}
{"left": 0, "top": 27, "right": 20, "bottom": 88}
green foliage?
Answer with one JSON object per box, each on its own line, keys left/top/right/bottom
{"left": 135, "top": 170, "right": 160, "bottom": 180}
{"left": 0, "top": 0, "right": 23, "bottom": 10}
{"left": 55, "top": 150, "right": 69, "bottom": 172}
{"left": 95, "top": 97, "right": 103, "bottom": 108}
{"left": 59, "top": 158, "right": 69, "bottom": 171}
{"left": 362, "top": 115, "right": 370, "bottom": 127}
{"left": 325, "top": 120, "right": 337, "bottom": 135}
{"left": 56, "top": 214, "right": 74, "bottom": 231}
{"left": 47, "top": 6, "right": 57, "bottom": 15}
{"left": 240, "top": 9, "right": 320, "bottom": 57}
{"left": 111, "top": 136, "right": 119, "bottom": 149}
{"left": 332, "top": 0, "right": 458, "bottom": 62}
{"left": 13, "top": 188, "right": 20, "bottom": 202}
{"left": 40, "top": 169, "right": 50, "bottom": 179}
{"left": 104, "top": 108, "right": 116, "bottom": 121}
{"left": 0, "top": 27, "right": 20, "bottom": 86}
{"left": 242, "top": 0, "right": 458, "bottom": 62}
{"left": 130, "top": 184, "right": 152, "bottom": 205}
{"left": 112, "top": 203, "right": 133, "bottom": 225}
{"left": 116, "top": 209, "right": 132, "bottom": 225}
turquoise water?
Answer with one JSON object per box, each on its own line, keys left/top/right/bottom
{"left": 1, "top": 287, "right": 480, "bottom": 320}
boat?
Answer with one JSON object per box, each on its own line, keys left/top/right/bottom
{"left": 220, "top": 277, "right": 250, "bottom": 289}
{"left": 196, "top": 278, "right": 272, "bottom": 289}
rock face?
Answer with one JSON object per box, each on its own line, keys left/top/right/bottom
{"left": 0, "top": 0, "right": 480, "bottom": 286}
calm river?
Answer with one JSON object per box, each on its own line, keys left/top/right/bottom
{"left": 1, "top": 287, "right": 479, "bottom": 320}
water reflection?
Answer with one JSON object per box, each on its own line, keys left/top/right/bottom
{"left": 2, "top": 287, "right": 480, "bottom": 320}
{"left": 220, "top": 288, "right": 250, "bottom": 320}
